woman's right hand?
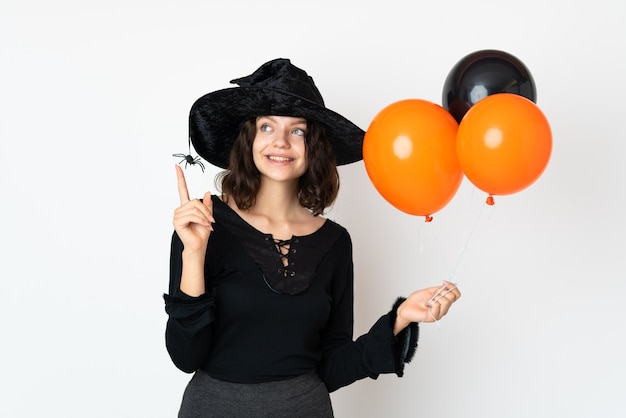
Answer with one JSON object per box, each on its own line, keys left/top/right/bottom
{"left": 173, "top": 165, "right": 214, "bottom": 252}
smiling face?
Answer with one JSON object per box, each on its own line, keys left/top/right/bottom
{"left": 252, "top": 115, "right": 308, "bottom": 184}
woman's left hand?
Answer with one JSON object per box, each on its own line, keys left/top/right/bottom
{"left": 394, "top": 282, "right": 461, "bottom": 334}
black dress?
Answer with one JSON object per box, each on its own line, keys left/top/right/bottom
{"left": 164, "top": 196, "right": 418, "bottom": 416}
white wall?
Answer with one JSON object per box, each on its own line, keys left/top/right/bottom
{"left": 2, "top": 1, "right": 624, "bottom": 417}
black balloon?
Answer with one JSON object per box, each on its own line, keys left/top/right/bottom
{"left": 442, "top": 49, "right": 537, "bottom": 123}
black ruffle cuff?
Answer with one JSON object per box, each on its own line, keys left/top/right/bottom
{"left": 390, "top": 297, "right": 419, "bottom": 377}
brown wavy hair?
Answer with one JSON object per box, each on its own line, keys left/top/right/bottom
{"left": 217, "top": 118, "right": 339, "bottom": 216}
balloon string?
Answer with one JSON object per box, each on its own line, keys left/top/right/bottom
{"left": 416, "top": 220, "right": 425, "bottom": 253}
{"left": 449, "top": 202, "right": 486, "bottom": 282}
{"left": 414, "top": 219, "right": 447, "bottom": 328}
{"left": 428, "top": 202, "right": 490, "bottom": 330}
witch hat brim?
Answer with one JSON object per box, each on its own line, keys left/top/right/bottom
{"left": 189, "top": 59, "right": 365, "bottom": 169}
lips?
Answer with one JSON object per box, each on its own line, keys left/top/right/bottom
{"left": 267, "top": 155, "right": 294, "bottom": 162}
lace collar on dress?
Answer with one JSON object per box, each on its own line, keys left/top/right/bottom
{"left": 211, "top": 195, "right": 344, "bottom": 295}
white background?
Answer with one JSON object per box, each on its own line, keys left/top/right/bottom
{"left": 2, "top": 1, "right": 625, "bottom": 417}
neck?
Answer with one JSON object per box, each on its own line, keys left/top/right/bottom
{"left": 252, "top": 179, "right": 303, "bottom": 221}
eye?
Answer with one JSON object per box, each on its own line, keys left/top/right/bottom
{"left": 260, "top": 123, "right": 272, "bottom": 132}
{"left": 292, "top": 128, "right": 306, "bottom": 136}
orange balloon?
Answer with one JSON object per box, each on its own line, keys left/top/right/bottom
{"left": 363, "top": 99, "right": 463, "bottom": 219}
{"left": 457, "top": 93, "right": 552, "bottom": 197}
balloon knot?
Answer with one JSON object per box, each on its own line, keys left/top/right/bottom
{"left": 486, "top": 195, "right": 495, "bottom": 206}
{"left": 425, "top": 215, "right": 433, "bottom": 222}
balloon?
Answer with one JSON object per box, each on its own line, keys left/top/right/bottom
{"left": 363, "top": 99, "right": 463, "bottom": 221}
{"left": 442, "top": 49, "right": 537, "bottom": 123}
{"left": 456, "top": 93, "right": 552, "bottom": 202}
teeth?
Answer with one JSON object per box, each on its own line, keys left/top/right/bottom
{"left": 268, "top": 156, "right": 292, "bottom": 162}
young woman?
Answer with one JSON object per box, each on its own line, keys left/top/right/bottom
{"left": 164, "top": 58, "right": 461, "bottom": 417}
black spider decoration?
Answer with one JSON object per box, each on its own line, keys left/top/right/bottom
{"left": 173, "top": 137, "right": 205, "bottom": 172}
{"left": 173, "top": 153, "right": 205, "bottom": 172}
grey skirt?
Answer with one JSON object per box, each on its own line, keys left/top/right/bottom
{"left": 178, "top": 369, "right": 334, "bottom": 418}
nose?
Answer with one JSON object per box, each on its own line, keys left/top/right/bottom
{"left": 272, "top": 128, "right": 291, "bottom": 148}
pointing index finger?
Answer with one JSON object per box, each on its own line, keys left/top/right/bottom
{"left": 175, "top": 165, "right": 190, "bottom": 204}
